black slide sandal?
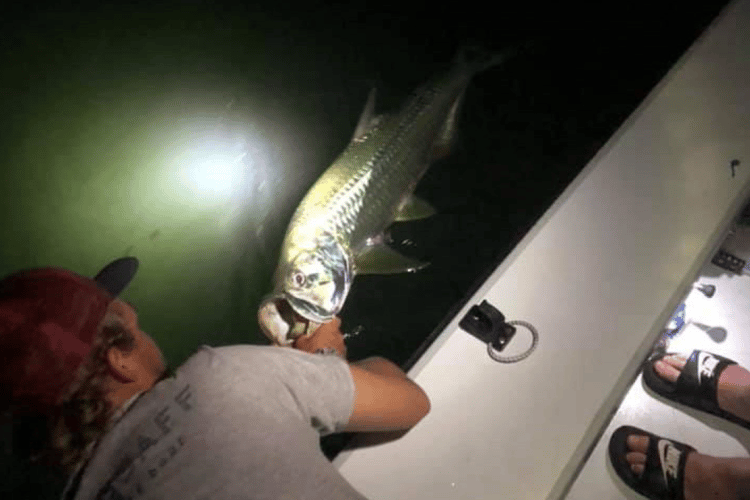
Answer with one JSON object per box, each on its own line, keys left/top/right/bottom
{"left": 642, "top": 349, "right": 750, "bottom": 430}
{"left": 609, "top": 425, "right": 695, "bottom": 500}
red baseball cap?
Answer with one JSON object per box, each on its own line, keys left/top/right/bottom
{"left": 0, "top": 257, "right": 139, "bottom": 414}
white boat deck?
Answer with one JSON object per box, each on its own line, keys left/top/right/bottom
{"left": 567, "top": 225, "right": 750, "bottom": 499}
{"left": 334, "top": 0, "right": 750, "bottom": 498}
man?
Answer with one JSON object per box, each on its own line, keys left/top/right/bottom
{"left": 0, "top": 257, "right": 430, "bottom": 499}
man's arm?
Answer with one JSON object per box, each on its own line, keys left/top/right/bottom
{"left": 345, "top": 357, "right": 430, "bottom": 432}
{"left": 292, "top": 318, "right": 430, "bottom": 432}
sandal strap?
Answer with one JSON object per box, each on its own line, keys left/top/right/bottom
{"left": 674, "top": 350, "right": 736, "bottom": 409}
{"left": 642, "top": 434, "right": 695, "bottom": 499}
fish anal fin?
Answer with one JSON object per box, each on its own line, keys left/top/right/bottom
{"left": 394, "top": 194, "right": 437, "bottom": 222}
{"left": 354, "top": 245, "right": 429, "bottom": 275}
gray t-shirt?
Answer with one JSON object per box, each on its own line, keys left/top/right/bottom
{"left": 65, "top": 345, "right": 366, "bottom": 500}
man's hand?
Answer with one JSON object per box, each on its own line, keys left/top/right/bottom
{"left": 293, "top": 317, "right": 347, "bottom": 359}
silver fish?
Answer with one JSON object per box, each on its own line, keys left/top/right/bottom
{"left": 258, "top": 48, "right": 512, "bottom": 345}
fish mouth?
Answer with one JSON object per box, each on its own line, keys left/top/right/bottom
{"left": 257, "top": 294, "right": 326, "bottom": 346}
{"left": 285, "top": 293, "right": 337, "bottom": 324}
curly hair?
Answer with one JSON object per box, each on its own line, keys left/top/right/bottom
{"left": 23, "top": 310, "right": 137, "bottom": 472}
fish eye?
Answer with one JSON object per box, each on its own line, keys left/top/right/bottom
{"left": 292, "top": 272, "right": 306, "bottom": 287}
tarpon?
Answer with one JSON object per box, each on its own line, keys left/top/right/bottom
{"left": 258, "top": 47, "right": 512, "bottom": 345}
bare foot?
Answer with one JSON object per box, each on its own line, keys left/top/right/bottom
{"left": 655, "top": 355, "right": 750, "bottom": 422}
{"left": 625, "top": 434, "right": 736, "bottom": 500}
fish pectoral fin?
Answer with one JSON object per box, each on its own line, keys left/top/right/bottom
{"left": 393, "top": 194, "right": 437, "bottom": 222}
{"left": 352, "top": 88, "right": 377, "bottom": 142}
{"left": 355, "top": 245, "right": 429, "bottom": 275}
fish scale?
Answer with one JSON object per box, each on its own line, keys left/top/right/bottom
{"left": 307, "top": 83, "right": 454, "bottom": 240}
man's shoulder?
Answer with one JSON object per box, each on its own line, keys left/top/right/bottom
{"left": 176, "top": 344, "right": 342, "bottom": 378}
{"left": 176, "top": 344, "right": 273, "bottom": 372}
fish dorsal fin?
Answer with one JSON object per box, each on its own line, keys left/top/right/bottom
{"left": 354, "top": 245, "right": 429, "bottom": 275}
{"left": 352, "top": 88, "right": 377, "bottom": 142}
{"left": 394, "top": 194, "right": 437, "bottom": 222}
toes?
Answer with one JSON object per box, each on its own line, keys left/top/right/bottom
{"left": 653, "top": 353, "right": 688, "bottom": 383}
{"left": 626, "top": 434, "right": 649, "bottom": 452}
{"left": 655, "top": 359, "right": 683, "bottom": 383}
{"left": 625, "top": 436, "right": 649, "bottom": 477}
{"left": 626, "top": 450, "right": 647, "bottom": 476}
{"left": 630, "top": 462, "right": 645, "bottom": 476}
{"left": 662, "top": 354, "right": 687, "bottom": 369}
{"left": 626, "top": 451, "right": 646, "bottom": 465}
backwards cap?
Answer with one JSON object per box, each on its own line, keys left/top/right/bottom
{"left": 0, "top": 258, "right": 138, "bottom": 414}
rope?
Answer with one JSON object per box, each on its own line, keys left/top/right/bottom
{"left": 486, "top": 320, "right": 539, "bottom": 363}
